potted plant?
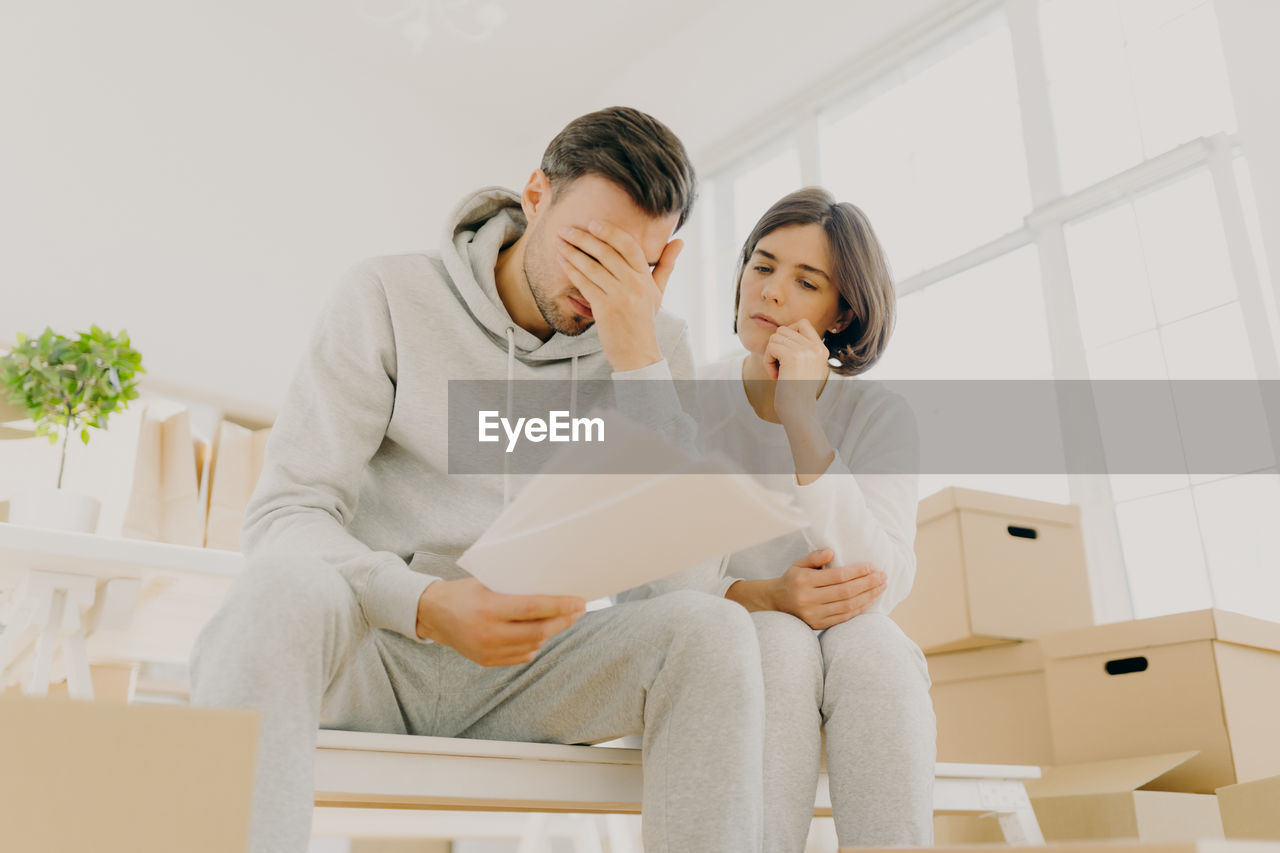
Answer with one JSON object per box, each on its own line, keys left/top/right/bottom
{"left": 1, "top": 326, "right": 144, "bottom": 532}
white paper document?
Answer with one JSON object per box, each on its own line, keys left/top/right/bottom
{"left": 457, "top": 413, "right": 808, "bottom": 601}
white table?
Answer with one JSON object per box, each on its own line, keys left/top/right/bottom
{"left": 0, "top": 522, "right": 241, "bottom": 698}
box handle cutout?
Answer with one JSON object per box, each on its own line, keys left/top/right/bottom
{"left": 1007, "top": 525, "right": 1038, "bottom": 540}
{"left": 1104, "top": 656, "right": 1148, "bottom": 675}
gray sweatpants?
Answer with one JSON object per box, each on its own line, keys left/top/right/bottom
{"left": 189, "top": 556, "right": 765, "bottom": 853}
{"left": 750, "top": 611, "right": 936, "bottom": 851}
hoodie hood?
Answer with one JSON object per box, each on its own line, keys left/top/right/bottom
{"left": 440, "top": 186, "right": 605, "bottom": 363}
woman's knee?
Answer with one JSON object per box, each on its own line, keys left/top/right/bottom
{"left": 751, "top": 610, "right": 823, "bottom": 686}
{"left": 821, "top": 612, "right": 930, "bottom": 689}
{"left": 751, "top": 609, "right": 816, "bottom": 646}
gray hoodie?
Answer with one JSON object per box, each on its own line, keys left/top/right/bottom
{"left": 240, "top": 187, "right": 695, "bottom": 641}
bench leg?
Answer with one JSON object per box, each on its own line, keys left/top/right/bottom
{"left": 567, "top": 815, "right": 604, "bottom": 853}
{"left": 805, "top": 816, "right": 839, "bottom": 852}
{"left": 996, "top": 804, "right": 1045, "bottom": 845}
{"left": 26, "top": 588, "right": 66, "bottom": 697}
{"left": 605, "top": 814, "right": 640, "bottom": 853}
{"left": 516, "top": 813, "right": 551, "bottom": 853}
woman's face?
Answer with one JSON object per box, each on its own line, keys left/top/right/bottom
{"left": 736, "top": 223, "right": 851, "bottom": 356}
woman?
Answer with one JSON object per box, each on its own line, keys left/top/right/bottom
{"left": 699, "top": 187, "right": 935, "bottom": 850}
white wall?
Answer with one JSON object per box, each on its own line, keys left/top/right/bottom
{"left": 0, "top": 1, "right": 485, "bottom": 415}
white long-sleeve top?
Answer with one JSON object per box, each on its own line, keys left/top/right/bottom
{"left": 694, "top": 355, "right": 921, "bottom": 615}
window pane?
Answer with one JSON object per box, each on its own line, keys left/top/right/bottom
{"left": 1193, "top": 472, "right": 1280, "bottom": 622}
{"left": 868, "top": 247, "right": 1068, "bottom": 504}
{"left": 1065, "top": 203, "right": 1157, "bottom": 349}
{"left": 1066, "top": 168, "right": 1246, "bottom": 362}
{"left": 1066, "top": 167, "right": 1239, "bottom": 350}
{"left": 1115, "top": 488, "right": 1214, "bottom": 618}
{"left": 1161, "top": 303, "right": 1256, "bottom": 380}
{"left": 731, "top": 148, "right": 802, "bottom": 251}
{"left": 1164, "top": 304, "right": 1274, "bottom": 487}
{"left": 1086, "top": 329, "right": 1166, "bottom": 380}
{"left": 1086, "top": 331, "right": 1190, "bottom": 503}
{"left": 1134, "top": 170, "right": 1236, "bottom": 326}
{"left": 1124, "top": 2, "right": 1237, "bottom": 158}
{"left": 819, "top": 15, "right": 1030, "bottom": 277}
{"left": 869, "top": 247, "right": 1052, "bottom": 380}
{"left": 1041, "top": 0, "right": 1237, "bottom": 192}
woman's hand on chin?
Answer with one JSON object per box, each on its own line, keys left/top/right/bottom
{"left": 770, "top": 549, "right": 888, "bottom": 630}
{"left": 765, "top": 319, "right": 830, "bottom": 427}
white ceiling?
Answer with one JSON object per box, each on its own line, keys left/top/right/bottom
{"left": 277, "top": 0, "right": 726, "bottom": 115}
{"left": 252, "top": 0, "right": 951, "bottom": 164}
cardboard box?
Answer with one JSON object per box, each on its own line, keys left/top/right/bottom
{"left": 933, "top": 753, "right": 1224, "bottom": 844}
{"left": 0, "top": 696, "right": 258, "bottom": 853}
{"left": 851, "top": 842, "right": 1280, "bottom": 853}
{"left": 933, "top": 813, "right": 1008, "bottom": 845}
{"left": 1217, "top": 775, "right": 1280, "bottom": 839}
{"left": 1025, "top": 752, "right": 1224, "bottom": 841}
{"left": 1041, "top": 609, "right": 1280, "bottom": 793}
{"left": 927, "top": 640, "right": 1054, "bottom": 765}
{"left": 892, "top": 487, "right": 1093, "bottom": 653}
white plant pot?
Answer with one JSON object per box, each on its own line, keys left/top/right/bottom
{"left": 7, "top": 487, "right": 101, "bottom": 534}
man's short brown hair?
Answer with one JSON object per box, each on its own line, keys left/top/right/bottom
{"left": 540, "top": 107, "right": 697, "bottom": 230}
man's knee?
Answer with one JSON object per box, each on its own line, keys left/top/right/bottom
{"left": 646, "top": 590, "right": 760, "bottom": 674}
{"left": 193, "top": 555, "right": 357, "bottom": 672}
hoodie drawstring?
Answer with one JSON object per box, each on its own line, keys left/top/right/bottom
{"left": 504, "top": 327, "right": 515, "bottom": 509}
{"left": 570, "top": 354, "right": 578, "bottom": 419}
{"left": 501, "top": 329, "right": 579, "bottom": 509}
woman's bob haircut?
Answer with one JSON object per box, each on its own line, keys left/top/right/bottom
{"left": 733, "top": 187, "right": 896, "bottom": 376}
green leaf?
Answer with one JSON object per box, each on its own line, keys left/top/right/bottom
{"left": 4, "top": 326, "right": 143, "bottom": 447}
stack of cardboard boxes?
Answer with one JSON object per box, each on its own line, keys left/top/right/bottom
{"left": 893, "top": 487, "right": 1280, "bottom": 844}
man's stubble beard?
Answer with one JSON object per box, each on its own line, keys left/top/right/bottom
{"left": 523, "top": 217, "right": 593, "bottom": 338}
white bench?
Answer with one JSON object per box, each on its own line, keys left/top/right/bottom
{"left": 314, "top": 729, "right": 1046, "bottom": 848}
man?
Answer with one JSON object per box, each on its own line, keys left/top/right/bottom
{"left": 190, "top": 107, "right": 765, "bottom": 853}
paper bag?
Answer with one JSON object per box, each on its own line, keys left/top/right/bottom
{"left": 121, "top": 402, "right": 205, "bottom": 546}
{"left": 203, "top": 420, "right": 271, "bottom": 551}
